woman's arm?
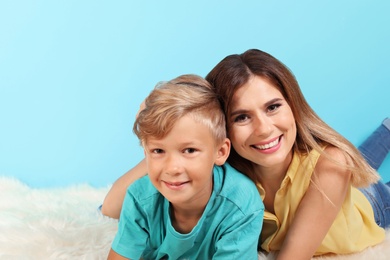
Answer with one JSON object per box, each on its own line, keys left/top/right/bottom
{"left": 102, "top": 101, "right": 148, "bottom": 218}
{"left": 277, "top": 147, "right": 352, "bottom": 260}
{"left": 101, "top": 159, "right": 147, "bottom": 219}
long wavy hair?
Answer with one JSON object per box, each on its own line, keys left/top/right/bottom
{"left": 206, "top": 49, "right": 379, "bottom": 187}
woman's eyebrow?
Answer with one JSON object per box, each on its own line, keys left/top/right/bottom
{"left": 230, "top": 108, "right": 248, "bottom": 118}
{"left": 264, "top": 98, "right": 284, "bottom": 107}
{"left": 230, "top": 98, "right": 284, "bottom": 117}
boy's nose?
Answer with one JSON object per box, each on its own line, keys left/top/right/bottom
{"left": 164, "top": 155, "right": 183, "bottom": 176}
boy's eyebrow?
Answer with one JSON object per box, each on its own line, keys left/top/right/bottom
{"left": 144, "top": 140, "right": 162, "bottom": 146}
{"left": 230, "top": 98, "right": 283, "bottom": 117}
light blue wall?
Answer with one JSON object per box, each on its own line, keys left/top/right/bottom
{"left": 1, "top": 1, "right": 389, "bottom": 188}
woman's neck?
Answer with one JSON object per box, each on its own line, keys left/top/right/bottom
{"left": 254, "top": 150, "right": 294, "bottom": 213}
{"left": 256, "top": 156, "right": 291, "bottom": 185}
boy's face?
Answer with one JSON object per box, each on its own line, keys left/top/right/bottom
{"left": 143, "top": 114, "right": 229, "bottom": 209}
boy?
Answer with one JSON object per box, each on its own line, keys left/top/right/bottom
{"left": 108, "top": 74, "right": 264, "bottom": 259}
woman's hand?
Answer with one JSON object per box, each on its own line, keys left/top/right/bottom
{"left": 101, "top": 159, "right": 147, "bottom": 219}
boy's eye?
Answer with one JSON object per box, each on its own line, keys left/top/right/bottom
{"left": 233, "top": 114, "right": 249, "bottom": 123}
{"left": 184, "top": 148, "right": 197, "bottom": 154}
{"left": 152, "top": 148, "right": 164, "bottom": 154}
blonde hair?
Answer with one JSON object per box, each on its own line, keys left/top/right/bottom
{"left": 133, "top": 74, "right": 226, "bottom": 146}
{"left": 206, "top": 49, "right": 379, "bottom": 187}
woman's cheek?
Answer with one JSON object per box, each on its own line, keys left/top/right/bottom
{"left": 229, "top": 127, "right": 243, "bottom": 147}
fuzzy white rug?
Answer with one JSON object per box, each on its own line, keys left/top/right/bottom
{"left": 0, "top": 177, "right": 118, "bottom": 259}
{"left": 0, "top": 176, "right": 389, "bottom": 260}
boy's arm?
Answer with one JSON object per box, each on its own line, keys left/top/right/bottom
{"left": 107, "top": 249, "right": 129, "bottom": 260}
{"left": 101, "top": 159, "right": 147, "bottom": 219}
{"left": 214, "top": 208, "right": 264, "bottom": 259}
{"left": 110, "top": 184, "right": 149, "bottom": 260}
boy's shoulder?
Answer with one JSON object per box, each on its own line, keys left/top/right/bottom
{"left": 215, "top": 163, "right": 255, "bottom": 187}
{"left": 214, "top": 163, "right": 263, "bottom": 210}
{"left": 127, "top": 175, "right": 159, "bottom": 201}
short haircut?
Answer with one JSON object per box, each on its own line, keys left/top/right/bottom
{"left": 133, "top": 74, "right": 226, "bottom": 145}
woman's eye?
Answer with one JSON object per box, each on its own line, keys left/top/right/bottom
{"left": 234, "top": 114, "right": 249, "bottom": 123}
{"left": 268, "top": 104, "right": 281, "bottom": 112}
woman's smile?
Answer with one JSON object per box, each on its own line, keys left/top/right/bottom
{"left": 251, "top": 135, "right": 283, "bottom": 154}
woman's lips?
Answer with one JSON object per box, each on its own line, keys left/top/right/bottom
{"left": 251, "top": 136, "right": 282, "bottom": 154}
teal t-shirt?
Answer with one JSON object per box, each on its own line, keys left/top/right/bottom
{"left": 111, "top": 163, "right": 264, "bottom": 259}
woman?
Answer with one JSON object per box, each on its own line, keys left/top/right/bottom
{"left": 102, "top": 49, "right": 390, "bottom": 259}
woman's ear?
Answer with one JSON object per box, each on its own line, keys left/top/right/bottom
{"left": 215, "top": 138, "right": 231, "bottom": 166}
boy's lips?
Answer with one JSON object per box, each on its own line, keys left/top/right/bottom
{"left": 163, "top": 180, "right": 190, "bottom": 190}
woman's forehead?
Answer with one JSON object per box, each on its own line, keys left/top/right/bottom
{"left": 231, "top": 77, "right": 282, "bottom": 105}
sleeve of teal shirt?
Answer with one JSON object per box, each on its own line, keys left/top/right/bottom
{"left": 213, "top": 207, "right": 264, "bottom": 259}
{"left": 210, "top": 163, "right": 264, "bottom": 259}
{"left": 111, "top": 185, "right": 149, "bottom": 259}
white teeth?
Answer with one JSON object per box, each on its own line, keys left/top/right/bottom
{"left": 254, "top": 138, "right": 279, "bottom": 150}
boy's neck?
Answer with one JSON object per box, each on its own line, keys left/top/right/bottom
{"left": 169, "top": 176, "right": 214, "bottom": 234}
{"left": 170, "top": 204, "right": 206, "bottom": 234}
{"left": 169, "top": 186, "right": 212, "bottom": 234}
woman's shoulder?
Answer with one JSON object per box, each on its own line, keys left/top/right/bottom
{"left": 314, "top": 146, "right": 352, "bottom": 185}
{"left": 318, "top": 145, "right": 349, "bottom": 165}
{"left": 321, "top": 145, "right": 349, "bottom": 161}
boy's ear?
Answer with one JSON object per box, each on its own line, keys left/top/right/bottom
{"left": 215, "top": 138, "right": 231, "bottom": 166}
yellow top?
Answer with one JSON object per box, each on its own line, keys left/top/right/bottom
{"left": 258, "top": 149, "right": 385, "bottom": 255}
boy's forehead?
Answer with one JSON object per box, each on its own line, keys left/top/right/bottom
{"left": 141, "top": 113, "right": 220, "bottom": 146}
{"left": 144, "top": 129, "right": 216, "bottom": 146}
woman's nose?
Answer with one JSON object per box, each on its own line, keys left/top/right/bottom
{"left": 253, "top": 116, "right": 272, "bottom": 136}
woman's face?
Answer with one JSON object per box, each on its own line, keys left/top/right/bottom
{"left": 228, "top": 76, "right": 296, "bottom": 171}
